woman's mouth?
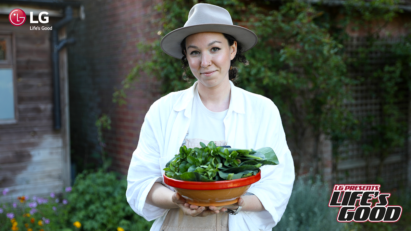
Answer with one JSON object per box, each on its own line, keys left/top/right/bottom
{"left": 201, "top": 70, "right": 216, "bottom": 76}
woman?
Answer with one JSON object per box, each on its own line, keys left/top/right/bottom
{"left": 126, "top": 3, "right": 295, "bottom": 231}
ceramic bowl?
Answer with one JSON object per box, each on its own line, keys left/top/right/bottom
{"left": 163, "top": 171, "right": 261, "bottom": 206}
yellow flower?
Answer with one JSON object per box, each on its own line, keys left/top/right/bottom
{"left": 26, "top": 213, "right": 30, "bottom": 217}
{"left": 28, "top": 229, "right": 33, "bottom": 231}
{"left": 25, "top": 224, "right": 29, "bottom": 228}
{"left": 38, "top": 220, "right": 43, "bottom": 226}
{"left": 117, "top": 227, "right": 125, "bottom": 231}
{"left": 73, "top": 221, "right": 81, "bottom": 228}
{"left": 11, "top": 218, "right": 16, "bottom": 223}
{"left": 11, "top": 220, "right": 18, "bottom": 230}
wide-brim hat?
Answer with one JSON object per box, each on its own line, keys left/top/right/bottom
{"left": 160, "top": 3, "right": 258, "bottom": 59}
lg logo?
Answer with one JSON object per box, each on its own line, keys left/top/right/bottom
{"left": 9, "top": 8, "right": 50, "bottom": 26}
{"left": 31, "top": 12, "right": 50, "bottom": 24}
{"left": 9, "top": 9, "right": 26, "bottom": 26}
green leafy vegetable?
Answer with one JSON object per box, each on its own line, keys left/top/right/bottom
{"left": 163, "top": 141, "right": 279, "bottom": 182}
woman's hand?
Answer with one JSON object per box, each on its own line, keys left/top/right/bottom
{"left": 148, "top": 182, "right": 263, "bottom": 215}
{"left": 172, "top": 193, "right": 226, "bottom": 217}
{"left": 208, "top": 197, "right": 245, "bottom": 213}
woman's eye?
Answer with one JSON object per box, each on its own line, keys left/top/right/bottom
{"left": 211, "top": 47, "right": 220, "bottom": 52}
{"left": 190, "top": 51, "right": 199, "bottom": 55}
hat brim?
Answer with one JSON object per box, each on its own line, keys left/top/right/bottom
{"left": 160, "top": 24, "right": 258, "bottom": 59}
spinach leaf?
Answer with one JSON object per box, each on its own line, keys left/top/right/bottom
{"left": 223, "top": 164, "right": 262, "bottom": 173}
{"left": 180, "top": 172, "right": 198, "bottom": 181}
{"left": 218, "top": 171, "right": 244, "bottom": 180}
{"left": 187, "top": 165, "right": 196, "bottom": 172}
{"left": 163, "top": 141, "right": 279, "bottom": 182}
{"left": 256, "top": 147, "right": 279, "bottom": 165}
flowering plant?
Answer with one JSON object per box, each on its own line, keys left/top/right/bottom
{"left": 1, "top": 170, "right": 152, "bottom": 231}
{"left": 0, "top": 187, "right": 72, "bottom": 231}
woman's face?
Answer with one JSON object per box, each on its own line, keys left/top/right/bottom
{"left": 185, "top": 32, "right": 237, "bottom": 89}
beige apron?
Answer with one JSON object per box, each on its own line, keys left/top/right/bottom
{"left": 160, "top": 208, "right": 228, "bottom": 231}
{"left": 161, "top": 138, "right": 229, "bottom": 231}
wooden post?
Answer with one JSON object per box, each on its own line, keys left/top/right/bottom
{"left": 59, "top": 27, "right": 71, "bottom": 187}
{"left": 408, "top": 93, "right": 411, "bottom": 190}
{"left": 320, "top": 134, "right": 332, "bottom": 190}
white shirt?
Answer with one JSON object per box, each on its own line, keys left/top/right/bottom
{"left": 126, "top": 80, "right": 295, "bottom": 231}
{"left": 184, "top": 84, "right": 228, "bottom": 148}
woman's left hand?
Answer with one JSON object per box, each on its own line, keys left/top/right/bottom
{"left": 182, "top": 203, "right": 224, "bottom": 217}
{"left": 185, "top": 195, "right": 263, "bottom": 216}
{"left": 205, "top": 197, "right": 245, "bottom": 214}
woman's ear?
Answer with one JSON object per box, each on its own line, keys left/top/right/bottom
{"left": 230, "top": 41, "right": 237, "bottom": 60}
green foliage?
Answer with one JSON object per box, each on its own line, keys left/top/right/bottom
{"left": 164, "top": 141, "right": 278, "bottom": 181}
{"left": 234, "top": 1, "right": 358, "bottom": 176}
{"left": 329, "top": 0, "right": 411, "bottom": 184}
{"left": 94, "top": 114, "right": 112, "bottom": 170}
{"left": 273, "top": 175, "right": 357, "bottom": 231}
{"left": 66, "top": 170, "right": 153, "bottom": 231}
{"left": 342, "top": 0, "right": 401, "bottom": 35}
{"left": 0, "top": 171, "right": 153, "bottom": 231}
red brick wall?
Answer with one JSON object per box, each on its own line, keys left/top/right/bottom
{"left": 67, "top": 0, "right": 162, "bottom": 175}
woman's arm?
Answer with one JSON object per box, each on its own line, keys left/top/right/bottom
{"left": 242, "top": 102, "right": 295, "bottom": 228}
{"left": 146, "top": 182, "right": 178, "bottom": 209}
{"left": 147, "top": 182, "right": 215, "bottom": 217}
{"left": 147, "top": 183, "right": 265, "bottom": 212}
{"left": 147, "top": 182, "right": 266, "bottom": 216}
{"left": 240, "top": 195, "right": 265, "bottom": 211}
{"left": 126, "top": 101, "right": 169, "bottom": 221}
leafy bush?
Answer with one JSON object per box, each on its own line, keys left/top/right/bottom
{"left": 0, "top": 170, "right": 152, "bottom": 231}
{"left": 66, "top": 169, "right": 153, "bottom": 231}
{"left": 274, "top": 175, "right": 356, "bottom": 231}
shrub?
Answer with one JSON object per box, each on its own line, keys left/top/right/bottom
{"left": 66, "top": 169, "right": 153, "bottom": 231}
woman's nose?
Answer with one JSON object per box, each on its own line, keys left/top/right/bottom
{"left": 200, "top": 53, "right": 211, "bottom": 67}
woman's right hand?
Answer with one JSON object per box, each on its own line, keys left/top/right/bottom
{"left": 172, "top": 193, "right": 220, "bottom": 217}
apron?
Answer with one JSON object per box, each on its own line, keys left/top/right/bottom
{"left": 161, "top": 138, "right": 229, "bottom": 231}
{"left": 160, "top": 208, "right": 228, "bottom": 231}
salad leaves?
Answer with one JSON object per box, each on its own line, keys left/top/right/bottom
{"left": 163, "top": 141, "right": 279, "bottom": 182}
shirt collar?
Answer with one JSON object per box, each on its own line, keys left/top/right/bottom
{"left": 173, "top": 80, "right": 245, "bottom": 118}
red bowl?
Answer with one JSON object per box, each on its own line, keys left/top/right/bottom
{"left": 163, "top": 171, "right": 261, "bottom": 206}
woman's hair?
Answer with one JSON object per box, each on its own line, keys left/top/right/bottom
{"left": 180, "top": 33, "right": 249, "bottom": 81}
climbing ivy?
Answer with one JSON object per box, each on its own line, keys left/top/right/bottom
{"left": 320, "top": 0, "right": 411, "bottom": 185}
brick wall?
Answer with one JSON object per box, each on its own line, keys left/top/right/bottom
{"left": 66, "top": 0, "right": 162, "bottom": 175}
